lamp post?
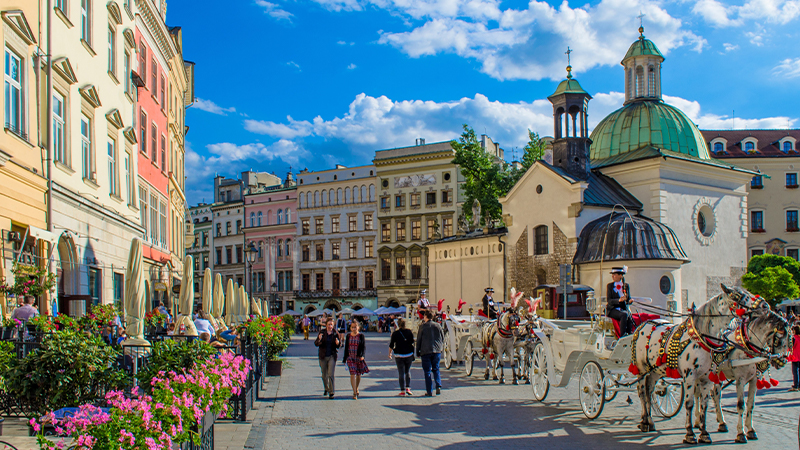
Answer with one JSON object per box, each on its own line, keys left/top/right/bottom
{"left": 271, "top": 282, "right": 278, "bottom": 316}
{"left": 244, "top": 242, "right": 258, "bottom": 316}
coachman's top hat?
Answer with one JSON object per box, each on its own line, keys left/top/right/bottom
{"left": 610, "top": 266, "right": 628, "bottom": 275}
{"left": 485, "top": 287, "right": 494, "bottom": 293}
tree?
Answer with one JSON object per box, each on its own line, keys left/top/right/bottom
{"left": 742, "top": 266, "right": 799, "bottom": 307}
{"left": 451, "top": 125, "right": 545, "bottom": 225}
{"left": 745, "top": 254, "right": 800, "bottom": 285}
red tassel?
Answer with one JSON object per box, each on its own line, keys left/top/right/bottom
{"left": 736, "top": 308, "right": 746, "bottom": 316}
{"left": 656, "top": 354, "right": 665, "bottom": 366}
{"left": 628, "top": 363, "right": 640, "bottom": 375}
{"left": 756, "top": 380, "right": 764, "bottom": 389}
{"left": 770, "top": 378, "right": 779, "bottom": 387}
{"left": 718, "top": 372, "right": 727, "bottom": 382}
{"left": 489, "top": 353, "right": 495, "bottom": 360}
{"left": 482, "top": 348, "right": 488, "bottom": 355}
{"left": 708, "top": 372, "right": 719, "bottom": 384}
{"left": 666, "top": 368, "right": 680, "bottom": 379}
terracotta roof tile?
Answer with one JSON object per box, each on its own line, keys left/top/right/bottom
{"left": 701, "top": 129, "right": 800, "bottom": 158}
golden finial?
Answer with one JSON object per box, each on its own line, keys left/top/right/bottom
{"left": 637, "top": 11, "right": 645, "bottom": 37}
{"left": 565, "top": 47, "right": 573, "bottom": 79}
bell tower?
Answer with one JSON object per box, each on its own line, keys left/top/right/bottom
{"left": 547, "top": 50, "right": 593, "bottom": 180}
{"left": 622, "top": 22, "right": 665, "bottom": 104}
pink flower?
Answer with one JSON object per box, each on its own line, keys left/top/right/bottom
{"left": 29, "top": 418, "right": 40, "bottom": 432}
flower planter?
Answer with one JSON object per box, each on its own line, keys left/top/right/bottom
{"left": 0, "top": 327, "right": 15, "bottom": 340}
{"left": 267, "top": 360, "right": 282, "bottom": 376}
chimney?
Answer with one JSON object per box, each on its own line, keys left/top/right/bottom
{"left": 416, "top": 138, "right": 426, "bottom": 146}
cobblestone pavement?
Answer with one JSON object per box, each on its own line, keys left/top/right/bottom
{"left": 254, "top": 333, "right": 798, "bottom": 450}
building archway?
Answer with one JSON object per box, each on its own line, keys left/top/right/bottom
{"left": 386, "top": 298, "right": 400, "bottom": 308}
{"left": 57, "top": 234, "right": 79, "bottom": 296}
{"left": 535, "top": 268, "right": 547, "bottom": 286}
{"left": 352, "top": 303, "right": 363, "bottom": 310}
{"left": 304, "top": 305, "right": 317, "bottom": 315}
{"left": 323, "top": 300, "right": 341, "bottom": 311}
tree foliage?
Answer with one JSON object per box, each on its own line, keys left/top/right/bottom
{"left": 451, "top": 125, "right": 546, "bottom": 225}
{"left": 745, "top": 253, "right": 800, "bottom": 285}
{"left": 742, "top": 266, "right": 800, "bottom": 307}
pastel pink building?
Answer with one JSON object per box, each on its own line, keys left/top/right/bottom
{"left": 243, "top": 173, "right": 297, "bottom": 315}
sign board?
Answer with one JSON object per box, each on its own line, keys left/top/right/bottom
{"left": 555, "top": 285, "right": 574, "bottom": 294}
{"left": 559, "top": 264, "right": 572, "bottom": 284}
{"left": 154, "top": 282, "right": 168, "bottom": 292}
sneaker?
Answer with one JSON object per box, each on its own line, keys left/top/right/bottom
{"left": 405, "top": 389, "right": 413, "bottom": 396}
{"left": 397, "top": 391, "right": 406, "bottom": 396}
{"left": 436, "top": 387, "right": 441, "bottom": 395}
{"left": 424, "top": 393, "right": 433, "bottom": 397}
{"left": 329, "top": 393, "right": 334, "bottom": 399}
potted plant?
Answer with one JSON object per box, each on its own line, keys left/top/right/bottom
{"left": 0, "top": 262, "right": 56, "bottom": 301}
{"left": 144, "top": 309, "right": 169, "bottom": 334}
{"left": 0, "top": 316, "right": 21, "bottom": 340}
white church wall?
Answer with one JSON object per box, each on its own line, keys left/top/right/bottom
{"left": 578, "top": 260, "right": 683, "bottom": 315}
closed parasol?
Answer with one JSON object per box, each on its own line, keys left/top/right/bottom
{"left": 225, "top": 279, "right": 236, "bottom": 325}
{"left": 175, "top": 256, "right": 198, "bottom": 336}
{"left": 122, "top": 238, "right": 149, "bottom": 349}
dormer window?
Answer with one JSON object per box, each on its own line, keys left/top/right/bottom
{"left": 780, "top": 137, "right": 796, "bottom": 153}
{"left": 784, "top": 141, "right": 793, "bottom": 152}
{"left": 745, "top": 142, "right": 755, "bottom": 153}
{"left": 713, "top": 142, "right": 723, "bottom": 153}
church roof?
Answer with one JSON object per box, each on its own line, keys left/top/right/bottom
{"left": 538, "top": 161, "right": 643, "bottom": 210}
{"left": 590, "top": 100, "right": 710, "bottom": 163}
{"left": 548, "top": 78, "right": 591, "bottom": 99}
{"left": 573, "top": 212, "right": 688, "bottom": 265}
{"left": 590, "top": 146, "right": 758, "bottom": 175}
{"left": 623, "top": 33, "right": 664, "bottom": 62}
{"left": 701, "top": 129, "right": 800, "bottom": 158}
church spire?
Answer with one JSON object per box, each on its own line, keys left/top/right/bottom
{"left": 548, "top": 51, "right": 593, "bottom": 180}
{"left": 621, "top": 17, "right": 664, "bottom": 104}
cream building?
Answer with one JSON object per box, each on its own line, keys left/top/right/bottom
{"left": 703, "top": 129, "right": 800, "bottom": 261}
{"left": 47, "top": 0, "right": 143, "bottom": 312}
{"left": 295, "top": 165, "right": 378, "bottom": 313}
{"left": 0, "top": 4, "right": 51, "bottom": 313}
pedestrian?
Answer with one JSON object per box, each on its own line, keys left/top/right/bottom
{"left": 389, "top": 318, "right": 415, "bottom": 396}
{"left": 301, "top": 314, "right": 311, "bottom": 340}
{"left": 342, "top": 320, "right": 369, "bottom": 399}
{"left": 194, "top": 311, "right": 216, "bottom": 336}
{"left": 336, "top": 312, "right": 347, "bottom": 342}
{"left": 416, "top": 309, "right": 444, "bottom": 396}
{"left": 314, "top": 318, "right": 340, "bottom": 399}
{"left": 11, "top": 296, "right": 39, "bottom": 322}
{"left": 789, "top": 324, "right": 800, "bottom": 392}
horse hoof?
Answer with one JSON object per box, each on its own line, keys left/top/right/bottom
{"left": 499, "top": 379, "right": 505, "bottom": 385}
{"left": 698, "top": 434, "right": 712, "bottom": 444}
{"left": 746, "top": 431, "right": 757, "bottom": 440}
{"left": 493, "top": 376, "right": 499, "bottom": 381}
{"left": 734, "top": 434, "right": 747, "bottom": 444}
{"left": 683, "top": 436, "right": 697, "bottom": 445}
{"left": 718, "top": 424, "right": 728, "bottom": 433}
{"left": 512, "top": 379, "right": 519, "bottom": 385}
{"left": 637, "top": 423, "right": 650, "bottom": 433}
{"left": 484, "top": 374, "right": 489, "bottom": 380}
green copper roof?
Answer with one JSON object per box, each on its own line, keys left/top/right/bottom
{"left": 623, "top": 36, "right": 664, "bottom": 62}
{"left": 589, "top": 100, "right": 710, "bottom": 162}
{"left": 548, "top": 78, "right": 590, "bottom": 99}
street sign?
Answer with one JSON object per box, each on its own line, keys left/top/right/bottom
{"left": 559, "top": 264, "right": 572, "bottom": 285}
{"left": 555, "top": 285, "right": 574, "bottom": 294}
{"left": 154, "top": 282, "right": 168, "bottom": 292}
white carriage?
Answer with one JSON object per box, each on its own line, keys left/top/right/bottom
{"left": 442, "top": 312, "right": 489, "bottom": 375}
{"left": 528, "top": 296, "right": 685, "bottom": 419}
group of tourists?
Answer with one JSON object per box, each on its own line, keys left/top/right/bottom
{"left": 314, "top": 301, "right": 445, "bottom": 399}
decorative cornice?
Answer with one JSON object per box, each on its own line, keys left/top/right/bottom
{"left": 107, "top": 1, "right": 123, "bottom": 25}
{"left": 135, "top": 0, "right": 177, "bottom": 60}
{"left": 52, "top": 57, "right": 78, "bottom": 84}
{"left": 2, "top": 11, "right": 36, "bottom": 45}
{"left": 79, "top": 85, "right": 102, "bottom": 108}
{"left": 123, "top": 28, "right": 136, "bottom": 48}
{"left": 106, "top": 109, "right": 124, "bottom": 129}
{"left": 123, "top": 127, "right": 137, "bottom": 144}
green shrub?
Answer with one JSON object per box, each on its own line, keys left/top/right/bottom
{"left": 136, "top": 339, "right": 216, "bottom": 393}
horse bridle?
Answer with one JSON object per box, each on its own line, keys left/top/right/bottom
{"left": 496, "top": 310, "right": 520, "bottom": 338}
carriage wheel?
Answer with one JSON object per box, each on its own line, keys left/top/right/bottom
{"left": 443, "top": 335, "right": 453, "bottom": 370}
{"left": 465, "top": 341, "right": 475, "bottom": 376}
{"left": 603, "top": 373, "right": 619, "bottom": 403}
{"left": 653, "top": 377, "right": 684, "bottom": 418}
{"left": 579, "top": 361, "right": 605, "bottom": 420}
{"left": 530, "top": 342, "right": 549, "bottom": 402}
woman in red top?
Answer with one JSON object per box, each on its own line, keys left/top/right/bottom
{"left": 789, "top": 324, "right": 800, "bottom": 391}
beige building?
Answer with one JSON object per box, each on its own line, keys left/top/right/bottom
{"left": 0, "top": 4, "right": 51, "bottom": 313}
{"left": 703, "top": 129, "right": 800, "bottom": 261}
{"left": 373, "top": 140, "right": 461, "bottom": 308}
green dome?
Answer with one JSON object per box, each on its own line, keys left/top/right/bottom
{"left": 549, "top": 77, "right": 590, "bottom": 98}
{"left": 589, "top": 100, "right": 710, "bottom": 161}
{"left": 623, "top": 36, "right": 664, "bottom": 62}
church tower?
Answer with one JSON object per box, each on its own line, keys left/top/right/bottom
{"left": 547, "top": 55, "right": 593, "bottom": 180}
{"left": 622, "top": 25, "right": 664, "bottom": 104}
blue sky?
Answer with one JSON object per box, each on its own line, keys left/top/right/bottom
{"left": 169, "top": 0, "right": 800, "bottom": 204}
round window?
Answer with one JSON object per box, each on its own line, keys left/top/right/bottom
{"left": 382, "top": 179, "right": 389, "bottom": 188}
{"left": 659, "top": 275, "right": 672, "bottom": 295}
{"left": 470, "top": 247, "right": 474, "bottom": 255}
{"left": 444, "top": 172, "right": 451, "bottom": 181}
{"left": 536, "top": 185, "right": 543, "bottom": 194}
{"left": 696, "top": 205, "right": 715, "bottom": 237}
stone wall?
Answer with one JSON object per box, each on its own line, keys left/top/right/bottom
{"left": 706, "top": 266, "right": 747, "bottom": 300}
{"left": 508, "top": 222, "right": 575, "bottom": 294}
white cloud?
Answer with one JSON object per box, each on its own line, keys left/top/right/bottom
{"left": 347, "top": 63, "right": 357, "bottom": 70}
{"left": 255, "top": 0, "right": 293, "bottom": 21}
{"left": 244, "top": 116, "right": 314, "bottom": 139}
{"left": 193, "top": 98, "right": 237, "bottom": 116}
{"left": 286, "top": 61, "right": 301, "bottom": 71}
{"left": 692, "top": 0, "right": 741, "bottom": 27}
{"left": 337, "top": 40, "right": 355, "bottom": 45}
{"left": 723, "top": 42, "right": 739, "bottom": 51}
{"left": 376, "top": 0, "right": 705, "bottom": 81}
{"left": 774, "top": 57, "right": 800, "bottom": 78}
{"left": 693, "top": 0, "right": 800, "bottom": 27}
{"left": 664, "top": 94, "right": 795, "bottom": 129}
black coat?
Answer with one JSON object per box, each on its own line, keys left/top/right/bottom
{"left": 389, "top": 328, "right": 415, "bottom": 355}
{"left": 342, "top": 332, "right": 366, "bottom": 362}
{"left": 314, "top": 330, "right": 340, "bottom": 359}
{"left": 606, "top": 282, "right": 631, "bottom": 314}
{"left": 482, "top": 294, "right": 498, "bottom": 319}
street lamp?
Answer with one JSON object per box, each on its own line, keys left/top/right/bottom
{"left": 244, "top": 242, "right": 258, "bottom": 314}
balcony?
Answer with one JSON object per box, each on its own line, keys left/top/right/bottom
{"left": 294, "top": 288, "right": 377, "bottom": 299}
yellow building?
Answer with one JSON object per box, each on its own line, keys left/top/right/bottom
{"left": 0, "top": 4, "right": 51, "bottom": 314}
{"left": 703, "top": 129, "right": 800, "bottom": 261}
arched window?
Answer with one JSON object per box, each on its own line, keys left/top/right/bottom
{"left": 250, "top": 212, "right": 255, "bottom": 227}
{"left": 266, "top": 210, "right": 271, "bottom": 225}
{"left": 321, "top": 191, "right": 327, "bottom": 206}
{"left": 345, "top": 187, "right": 351, "bottom": 204}
{"left": 534, "top": 225, "right": 548, "bottom": 255}
{"left": 337, "top": 188, "right": 342, "bottom": 205}
{"left": 299, "top": 192, "right": 305, "bottom": 208}
{"left": 361, "top": 185, "right": 367, "bottom": 203}
{"left": 314, "top": 191, "right": 319, "bottom": 207}
{"left": 635, "top": 66, "right": 645, "bottom": 97}
{"left": 277, "top": 239, "right": 283, "bottom": 257}
{"left": 369, "top": 185, "right": 375, "bottom": 201}
{"left": 277, "top": 209, "right": 283, "bottom": 224}
{"left": 285, "top": 208, "right": 291, "bottom": 223}
{"left": 258, "top": 244, "right": 262, "bottom": 260}
{"left": 784, "top": 141, "right": 793, "bottom": 152}
{"left": 329, "top": 189, "right": 335, "bottom": 206}
{"left": 745, "top": 142, "right": 755, "bottom": 152}
{"left": 257, "top": 211, "right": 262, "bottom": 226}
{"left": 713, "top": 142, "right": 723, "bottom": 153}
{"left": 286, "top": 239, "right": 291, "bottom": 259}
{"left": 647, "top": 65, "right": 656, "bottom": 97}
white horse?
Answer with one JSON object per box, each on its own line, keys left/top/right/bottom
{"left": 694, "top": 301, "right": 789, "bottom": 443}
{"left": 481, "top": 291, "right": 527, "bottom": 384}
{"left": 632, "top": 284, "right": 758, "bottom": 444}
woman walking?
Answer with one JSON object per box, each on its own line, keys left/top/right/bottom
{"left": 389, "top": 318, "right": 415, "bottom": 396}
{"left": 789, "top": 324, "right": 800, "bottom": 392}
{"left": 314, "top": 318, "right": 340, "bottom": 399}
{"left": 342, "top": 321, "right": 369, "bottom": 399}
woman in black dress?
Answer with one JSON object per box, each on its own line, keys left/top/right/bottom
{"left": 389, "top": 318, "right": 415, "bottom": 396}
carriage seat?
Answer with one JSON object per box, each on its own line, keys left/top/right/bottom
{"left": 610, "top": 313, "right": 661, "bottom": 338}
